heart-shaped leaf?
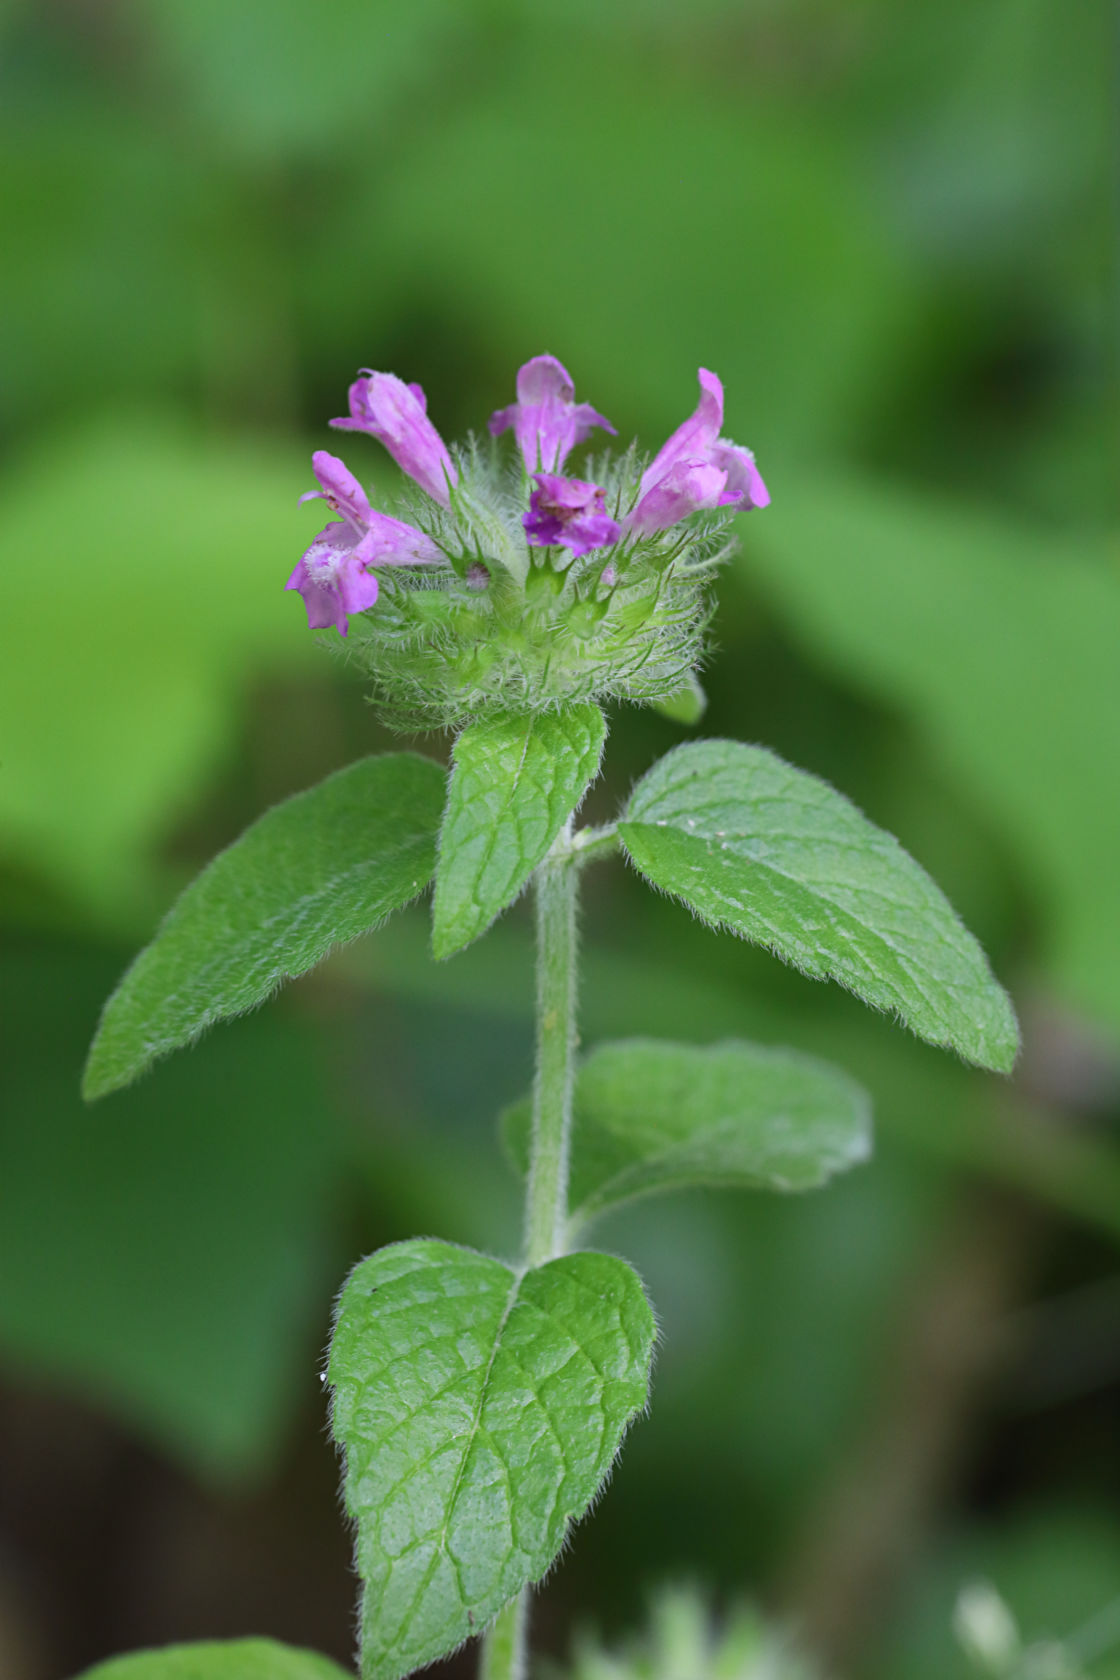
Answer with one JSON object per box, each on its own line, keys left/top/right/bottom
{"left": 328, "top": 1239, "right": 654, "bottom": 1680}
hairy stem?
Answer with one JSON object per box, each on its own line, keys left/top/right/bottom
{"left": 524, "top": 826, "right": 580, "bottom": 1268}
{"left": 479, "top": 1593, "right": 528, "bottom": 1680}
{"left": 480, "top": 827, "right": 581, "bottom": 1680}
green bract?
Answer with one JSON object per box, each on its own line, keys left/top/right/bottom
{"left": 433, "top": 704, "right": 606, "bottom": 958}
{"left": 343, "top": 444, "right": 730, "bottom": 731}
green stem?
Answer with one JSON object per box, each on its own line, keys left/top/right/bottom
{"left": 479, "top": 1593, "right": 528, "bottom": 1680}
{"left": 480, "top": 827, "right": 581, "bottom": 1680}
{"left": 524, "top": 826, "right": 580, "bottom": 1268}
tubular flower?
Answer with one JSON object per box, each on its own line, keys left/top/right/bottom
{"left": 331, "top": 373, "right": 458, "bottom": 506}
{"left": 524, "top": 473, "right": 621, "bottom": 557}
{"left": 489, "top": 354, "right": 615, "bottom": 473}
{"left": 624, "top": 459, "right": 728, "bottom": 537}
{"left": 626, "top": 368, "right": 770, "bottom": 535}
{"left": 286, "top": 450, "right": 441, "bottom": 637}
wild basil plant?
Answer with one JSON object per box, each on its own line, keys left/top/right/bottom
{"left": 82, "top": 356, "right": 1019, "bottom": 1680}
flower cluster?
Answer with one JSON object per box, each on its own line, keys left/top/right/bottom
{"left": 287, "top": 356, "right": 768, "bottom": 728}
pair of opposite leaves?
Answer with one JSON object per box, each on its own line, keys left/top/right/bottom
{"left": 81, "top": 704, "right": 1017, "bottom": 1680}
{"left": 83, "top": 703, "right": 1017, "bottom": 1099}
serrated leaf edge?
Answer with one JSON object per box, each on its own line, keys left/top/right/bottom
{"left": 84, "top": 753, "right": 444, "bottom": 1100}
{"left": 431, "top": 705, "right": 606, "bottom": 961}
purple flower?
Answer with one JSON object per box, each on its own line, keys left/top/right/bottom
{"left": 297, "top": 449, "right": 375, "bottom": 529}
{"left": 711, "top": 440, "right": 770, "bottom": 510}
{"left": 490, "top": 355, "right": 616, "bottom": 473}
{"left": 625, "top": 459, "right": 729, "bottom": 537}
{"left": 286, "top": 524, "right": 381, "bottom": 636}
{"left": 286, "top": 450, "right": 441, "bottom": 636}
{"left": 331, "top": 372, "right": 457, "bottom": 507}
{"left": 627, "top": 368, "right": 770, "bottom": 534}
{"left": 523, "top": 473, "right": 622, "bottom": 557}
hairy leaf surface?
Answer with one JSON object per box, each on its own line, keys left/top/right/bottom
{"left": 84, "top": 753, "right": 445, "bottom": 1099}
{"left": 432, "top": 705, "right": 605, "bottom": 959}
{"left": 329, "top": 1239, "right": 654, "bottom": 1680}
{"left": 619, "top": 741, "right": 1018, "bottom": 1072}
{"left": 504, "top": 1038, "right": 872, "bottom": 1229}
{"left": 77, "top": 1638, "right": 350, "bottom": 1680}
{"left": 738, "top": 469, "right": 1120, "bottom": 1035}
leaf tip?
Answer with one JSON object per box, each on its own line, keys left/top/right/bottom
{"left": 986, "top": 1025, "right": 1022, "bottom": 1078}
{"left": 80, "top": 1043, "right": 112, "bottom": 1103}
{"left": 430, "top": 920, "right": 468, "bottom": 962}
{"left": 80, "top": 1043, "right": 133, "bottom": 1103}
{"left": 974, "top": 985, "right": 1022, "bottom": 1077}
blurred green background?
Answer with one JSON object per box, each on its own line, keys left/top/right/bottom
{"left": 1, "top": 0, "right": 1117, "bottom": 1676}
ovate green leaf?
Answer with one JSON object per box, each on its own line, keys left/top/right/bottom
{"left": 76, "top": 1638, "right": 351, "bottom": 1680}
{"left": 504, "top": 1038, "right": 872, "bottom": 1230}
{"left": 619, "top": 741, "right": 1019, "bottom": 1072}
{"left": 432, "top": 705, "right": 606, "bottom": 959}
{"left": 737, "top": 469, "right": 1120, "bottom": 1037}
{"left": 329, "top": 1239, "right": 654, "bottom": 1680}
{"left": 84, "top": 753, "right": 445, "bottom": 1099}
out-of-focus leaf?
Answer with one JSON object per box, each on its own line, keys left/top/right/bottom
{"left": 0, "top": 113, "right": 216, "bottom": 428}
{"left": 874, "top": 1506, "right": 1120, "bottom": 1680}
{"left": 738, "top": 471, "right": 1120, "bottom": 1037}
{"left": 0, "top": 942, "right": 344, "bottom": 1481}
{"left": 84, "top": 754, "right": 444, "bottom": 1099}
{"left": 620, "top": 741, "right": 1019, "bottom": 1072}
{"left": 348, "top": 909, "right": 1120, "bottom": 1249}
{"left": 77, "top": 1638, "right": 351, "bottom": 1680}
{"left": 0, "top": 419, "right": 318, "bottom": 925}
{"left": 432, "top": 705, "right": 605, "bottom": 959}
{"left": 369, "top": 40, "right": 915, "bottom": 461}
{"left": 503, "top": 1038, "right": 872, "bottom": 1230}
{"left": 134, "top": 0, "right": 465, "bottom": 157}
{"left": 329, "top": 1239, "right": 654, "bottom": 1680}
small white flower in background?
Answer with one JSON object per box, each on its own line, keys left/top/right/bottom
{"left": 954, "top": 1581, "right": 1023, "bottom": 1675}
{"left": 563, "top": 1586, "right": 819, "bottom": 1680}
{"left": 953, "top": 1581, "right": 1086, "bottom": 1680}
{"left": 1020, "top": 1643, "right": 1083, "bottom": 1680}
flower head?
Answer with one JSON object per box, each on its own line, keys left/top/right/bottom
{"left": 286, "top": 355, "right": 767, "bottom": 723}
{"left": 524, "top": 473, "right": 621, "bottom": 557}
{"left": 331, "top": 373, "right": 457, "bottom": 506}
{"left": 490, "top": 355, "right": 615, "bottom": 474}
{"left": 627, "top": 368, "right": 770, "bottom": 534}
{"left": 286, "top": 450, "right": 441, "bottom": 637}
